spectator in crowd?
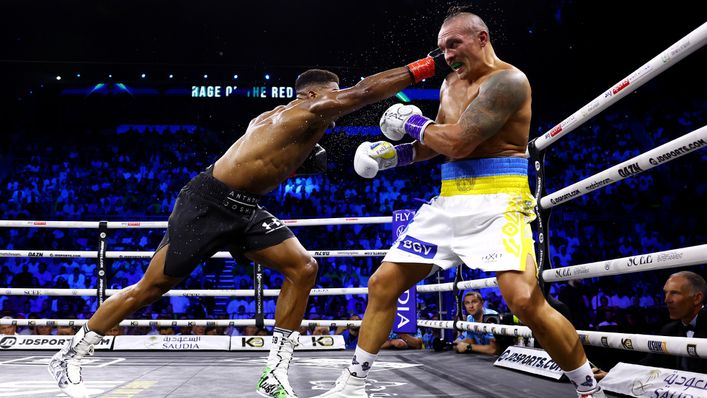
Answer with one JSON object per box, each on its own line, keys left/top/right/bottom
{"left": 104, "top": 325, "right": 124, "bottom": 336}
{"left": 336, "top": 314, "right": 361, "bottom": 350}
{"left": 12, "top": 265, "right": 37, "bottom": 287}
{"left": 206, "top": 326, "right": 223, "bottom": 335}
{"left": 17, "top": 313, "right": 37, "bottom": 335}
{"left": 35, "top": 323, "right": 54, "bottom": 335}
{"left": 36, "top": 263, "right": 53, "bottom": 287}
{"left": 56, "top": 324, "right": 77, "bottom": 336}
{"left": 559, "top": 279, "right": 590, "bottom": 330}
{"left": 641, "top": 271, "right": 706, "bottom": 373}
{"left": 381, "top": 329, "right": 422, "bottom": 350}
{"left": 170, "top": 295, "right": 191, "bottom": 316}
{"left": 158, "top": 326, "right": 176, "bottom": 335}
{"left": 454, "top": 291, "right": 498, "bottom": 355}
{"left": 312, "top": 326, "right": 331, "bottom": 336}
{"left": 66, "top": 268, "right": 85, "bottom": 289}
{"left": 0, "top": 316, "right": 17, "bottom": 335}
{"left": 593, "top": 271, "right": 707, "bottom": 380}
{"left": 242, "top": 325, "right": 259, "bottom": 336}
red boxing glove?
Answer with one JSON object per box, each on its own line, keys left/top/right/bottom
{"left": 406, "top": 48, "right": 452, "bottom": 83}
{"left": 406, "top": 57, "right": 436, "bottom": 83}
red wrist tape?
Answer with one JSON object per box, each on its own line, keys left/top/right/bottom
{"left": 406, "top": 56, "right": 435, "bottom": 83}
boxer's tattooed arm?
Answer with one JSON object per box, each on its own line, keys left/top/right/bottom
{"left": 457, "top": 70, "right": 528, "bottom": 144}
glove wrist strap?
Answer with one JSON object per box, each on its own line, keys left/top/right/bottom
{"left": 394, "top": 143, "right": 415, "bottom": 167}
{"left": 406, "top": 57, "right": 435, "bottom": 83}
{"left": 404, "top": 114, "right": 433, "bottom": 144}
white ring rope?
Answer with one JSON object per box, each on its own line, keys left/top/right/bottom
{"left": 0, "top": 249, "right": 388, "bottom": 259}
{"left": 391, "top": 244, "right": 707, "bottom": 294}
{"left": 419, "top": 319, "right": 532, "bottom": 337}
{"left": 1, "top": 287, "right": 370, "bottom": 297}
{"left": 533, "top": 22, "right": 707, "bottom": 151}
{"left": 542, "top": 244, "right": 707, "bottom": 283}
{"left": 1, "top": 245, "right": 704, "bottom": 297}
{"left": 0, "top": 216, "right": 392, "bottom": 229}
{"left": 540, "top": 125, "right": 707, "bottom": 209}
{"left": 0, "top": 318, "right": 362, "bottom": 328}
{"left": 5, "top": 317, "right": 701, "bottom": 359}
{"left": 416, "top": 277, "right": 500, "bottom": 293}
{"left": 418, "top": 320, "right": 706, "bottom": 359}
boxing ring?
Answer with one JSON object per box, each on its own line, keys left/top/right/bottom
{"left": 2, "top": 21, "right": 707, "bottom": 398}
{"left": 0, "top": 350, "right": 575, "bottom": 397}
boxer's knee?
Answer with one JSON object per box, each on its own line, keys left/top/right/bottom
{"left": 505, "top": 292, "right": 536, "bottom": 323}
{"left": 367, "top": 272, "right": 400, "bottom": 306}
{"left": 298, "top": 256, "right": 318, "bottom": 287}
{"left": 504, "top": 291, "right": 549, "bottom": 327}
{"left": 284, "top": 255, "right": 318, "bottom": 288}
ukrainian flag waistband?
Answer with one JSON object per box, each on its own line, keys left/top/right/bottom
{"left": 441, "top": 157, "right": 528, "bottom": 179}
{"left": 440, "top": 157, "right": 529, "bottom": 196}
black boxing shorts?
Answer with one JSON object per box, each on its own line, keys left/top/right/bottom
{"left": 155, "top": 165, "right": 294, "bottom": 278}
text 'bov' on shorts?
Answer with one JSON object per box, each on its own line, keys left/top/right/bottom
{"left": 383, "top": 157, "right": 537, "bottom": 273}
{"left": 156, "top": 165, "right": 294, "bottom": 278}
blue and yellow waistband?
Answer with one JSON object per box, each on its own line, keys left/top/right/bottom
{"left": 440, "top": 157, "right": 529, "bottom": 196}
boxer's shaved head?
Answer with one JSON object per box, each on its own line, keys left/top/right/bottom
{"left": 443, "top": 6, "right": 488, "bottom": 36}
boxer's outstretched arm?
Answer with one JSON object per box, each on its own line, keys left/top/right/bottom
{"left": 308, "top": 67, "right": 414, "bottom": 119}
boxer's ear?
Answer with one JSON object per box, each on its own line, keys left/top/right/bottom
{"left": 478, "top": 30, "right": 489, "bottom": 48}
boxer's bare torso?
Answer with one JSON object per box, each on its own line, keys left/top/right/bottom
{"left": 437, "top": 63, "right": 531, "bottom": 160}
{"left": 213, "top": 98, "right": 331, "bottom": 195}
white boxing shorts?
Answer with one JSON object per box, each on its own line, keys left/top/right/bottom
{"left": 383, "top": 157, "right": 537, "bottom": 273}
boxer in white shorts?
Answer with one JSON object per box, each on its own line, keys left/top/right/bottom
{"left": 385, "top": 157, "right": 536, "bottom": 274}
{"left": 317, "top": 8, "right": 603, "bottom": 398}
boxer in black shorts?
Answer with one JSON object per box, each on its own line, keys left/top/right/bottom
{"left": 156, "top": 165, "right": 294, "bottom": 278}
{"left": 50, "top": 55, "right": 450, "bottom": 398}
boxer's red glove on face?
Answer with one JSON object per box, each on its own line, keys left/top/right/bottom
{"left": 406, "top": 48, "right": 452, "bottom": 83}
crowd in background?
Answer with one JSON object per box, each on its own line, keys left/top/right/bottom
{"left": 1, "top": 99, "right": 705, "bottom": 342}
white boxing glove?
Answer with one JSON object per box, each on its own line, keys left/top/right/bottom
{"left": 379, "top": 103, "right": 423, "bottom": 141}
{"left": 353, "top": 141, "right": 400, "bottom": 179}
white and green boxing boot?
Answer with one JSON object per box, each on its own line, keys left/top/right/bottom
{"left": 256, "top": 330, "right": 300, "bottom": 398}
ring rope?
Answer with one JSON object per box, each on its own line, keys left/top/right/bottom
{"left": 532, "top": 22, "right": 707, "bottom": 151}
{"left": 0, "top": 216, "right": 392, "bottom": 229}
{"left": 541, "top": 125, "right": 707, "bottom": 209}
{"left": 0, "top": 249, "right": 388, "bottom": 259}
{"left": 1, "top": 287, "right": 371, "bottom": 297}
{"left": 417, "top": 277, "right": 500, "bottom": 293}
{"left": 4, "top": 317, "right": 703, "bottom": 360}
{"left": 418, "top": 320, "right": 706, "bottom": 358}
{"left": 541, "top": 244, "right": 707, "bottom": 283}
{"left": 422, "top": 244, "right": 707, "bottom": 291}
{"left": 0, "top": 318, "right": 361, "bottom": 328}
{"left": 2, "top": 245, "right": 704, "bottom": 297}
